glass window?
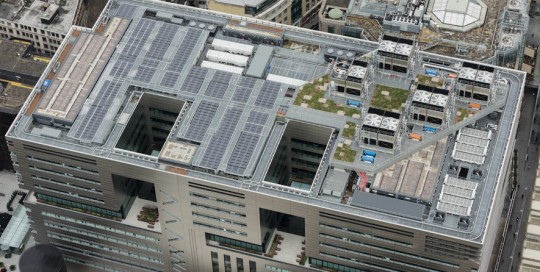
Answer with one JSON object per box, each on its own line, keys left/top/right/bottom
{"left": 237, "top": 257, "right": 244, "bottom": 272}
{"left": 211, "top": 252, "right": 219, "bottom": 272}
{"left": 249, "top": 261, "right": 257, "bottom": 272}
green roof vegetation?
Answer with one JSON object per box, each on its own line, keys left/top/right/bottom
{"left": 342, "top": 122, "right": 356, "bottom": 139}
{"left": 456, "top": 108, "right": 472, "bottom": 122}
{"left": 293, "top": 76, "right": 361, "bottom": 117}
{"left": 334, "top": 144, "right": 356, "bottom": 162}
{"left": 370, "top": 85, "right": 410, "bottom": 111}
{"left": 416, "top": 74, "right": 444, "bottom": 88}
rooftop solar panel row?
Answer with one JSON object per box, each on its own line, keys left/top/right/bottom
{"left": 184, "top": 101, "right": 220, "bottom": 142}
{"left": 199, "top": 108, "right": 243, "bottom": 170}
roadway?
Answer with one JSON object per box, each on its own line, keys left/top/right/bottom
{"left": 497, "top": 86, "right": 540, "bottom": 272}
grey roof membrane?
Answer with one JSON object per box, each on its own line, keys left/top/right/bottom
{"left": 350, "top": 190, "right": 426, "bottom": 221}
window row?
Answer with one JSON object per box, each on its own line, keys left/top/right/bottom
{"left": 319, "top": 233, "right": 458, "bottom": 268}
{"left": 193, "top": 221, "right": 247, "bottom": 237}
{"left": 34, "top": 184, "right": 104, "bottom": 204}
{"left": 54, "top": 242, "right": 161, "bottom": 272}
{"left": 44, "top": 220, "right": 162, "bottom": 253}
{"left": 191, "top": 202, "right": 246, "bottom": 217}
{"left": 41, "top": 211, "right": 160, "bottom": 242}
{"left": 319, "top": 223, "right": 412, "bottom": 247}
{"left": 192, "top": 212, "right": 247, "bottom": 228}
{"left": 29, "top": 165, "right": 100, "bottom": 184}
{"left": 320, "top": 243, "right": 444, "bottom": 272}
{"left": 47, "top": 231, "right": 164, "bottom": 264}
{"left": 32, "top": 175, "right": 102, "bottom": 195}
{"left": 189, "top": 192, "right": 245, "bottom": 208}
{"left": 27, "top": 156, "right": 99, "bottom": 174}
{"left": 37, "top": 193, "right": 120, "bottom": 218}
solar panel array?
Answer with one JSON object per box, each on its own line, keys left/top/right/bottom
{"left": 180, "top": 67, "right": 208, "bottom": 93}
{"left": 255, "top": 81, "right": 281, "bottom": 109}
{"left": 232, "top": 77, "right": 258, "bottom": 103}
{"left": 111, "top": 19, "right": 155, "bottom": 79}
{"left": 460, "top": 127, "right": 491, "bottom": 139}
{"left": 184, "top": 101, "right": 219, "bottom": 142}
{"left": 160, "top": 28, "right": 203, "bottom": 88}
{"left": 75, "top": 81, "right": 122, "bottom": 140}
{"left": 436, "top": 175, "right": 478, "bottom": 217}
{"left": 115, "top": 4, "right": 137, "bottom": 19}
{"left": 454, "top": 142, "right": 486, "bottom": 156}
{"left": 224, "top": 110, "right": 270, "bottom": 175}
{"left": 453, "top": 151, "right": 485, "bottom": 165}
{"left": 199, "top": 108, "right": 243, "bottom": 170}
{"left": 135, "top": 23, "right": 179, "bottom": 83}
{"left": 205, "top": 81, "right": 229, "bottom": 99}
{"left": 453, "top": 128, "right": 491, "bottom": 165}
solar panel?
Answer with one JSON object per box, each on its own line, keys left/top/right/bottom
{"left": 226, "top": 132, "right": 260, "bottom": 175}
{"left": 244, "top": 123, "right": 263, "bottom": 134}
{"left": 453, "top": 151, "right": 485, "bottom": 165}
{"left": 444, "top": 176, "right": 478, "bottom": 190}
{"left": 75, "top": 80, "right": 122, "bottom": 140}
{"left": 436, "top": 202, "right": 470, "bottom": 216}
{"left": 247, "top": 111, "right": 269, "bottom": 125}
{"left": 167, "top": 28, "right": 202, "bottom": 73}
{"left": 199, "top": 108, "right": 243, "bottom": 170}
{"left": 442, "top": 184, "right": 475, "bottom": 199}
{"left": 146, "top": 23, "right": 179, "bottom": 61}
{"left": 205, "top": 81, "right": 229, "bottom": 99}
{"left": 212, "top": 71, "right": 232, "bottom": 84}
{"left": 457, "top": 134, "right": 490, "bottom": 148}
{"left": 232, "top": 86, "right": 252, "bottom": 103}
{"left": 454, "top": 142, "right": 486, "bottom": 156}
{"left": 254, "top": 81, "right": 281, "bottom": 109}
{"left": 115, "top": 4, "right": 137, "bottom": 19}
{"left": 440, "top": 194, "right": 474, "bottom": 207}
{"left": 135, "top": 66, "right": 156, "bottom": 82}
{"left": 179, "top": 67, "right": 208, "bottom": 93}
{"left": 141, "top": 59, "right": 160, "bottom": 68}
{"left": 238, "top": 76, "right": 257, "bottom": 88}
{"left": 109, "top": 61, "right": 133, "bottom": 78}
{"left": 160, "top": 72, "right": 180, "bottom": 88}
{"left": 121, "top": 19, "right": 156, "bottom": 58}
{"left": 184, "top": 101, "right": 219, "bottom": 142}
{"left": 460, "top": 127, "right": 491, "bottom": 139}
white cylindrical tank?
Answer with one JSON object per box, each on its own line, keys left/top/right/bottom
{"left": 212, "top": 39, "right": 254, "bottom": 56}
{"left": 206, "top": 50, "right": 249, "bottom": 67}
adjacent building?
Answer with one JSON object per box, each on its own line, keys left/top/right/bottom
{"left": 6, "top": 1, "right": 526, "bottom": 272}
{"left": 0, "top": 0, "right": 83, "bottom": 55}
{"left": 518, "top": 163, "right": 540, "bottom": 271}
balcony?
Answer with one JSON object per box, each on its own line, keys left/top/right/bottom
{"left": 123, "top": 197, "right": 161, "bottom": 232}
{"left": 265, "top": 231, "right": 308, "bottom": 267}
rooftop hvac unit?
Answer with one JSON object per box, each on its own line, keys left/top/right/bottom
{"left": 381, "top": 117, "right": 399, "bottom": 131}
{"left": 364, "top": 113, "right": 383, "bottom": 127}
{"left": 395, "top": 43, "right": 412, "bottom": 56}
{"left": 379, "top": 40, "right": 397, "bottom": 52}
{"left": 430, "top": 93, "right": 448, "bottom": 107}
{"left": 347, "top": 66, "right": 367, "bottom": 78}
{"left": 413, "top": 90, "right": 432, "bottom": 103}
{"left": 500, "top": 34, "right": 514, "bottom": 48}
{"left": 459, "top": 67, "right": 477, "bottom": 80}
{"left": 476, "top": 70, "right": 493, "bottom": 83}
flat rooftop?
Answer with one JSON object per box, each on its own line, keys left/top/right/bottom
{"left": 8, "top": 0, "right": 525, "bottom": 243}
{"left": 0, "top": 0, "right": 79, "bottom": 34}
{"left": 0, "top": 39, "right": 48, "bottom": 78}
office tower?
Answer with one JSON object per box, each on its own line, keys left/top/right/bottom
{"left": 7, "top": 0, "right": 525, "bottom": 271}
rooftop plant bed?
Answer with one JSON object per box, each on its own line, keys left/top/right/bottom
{"left": 293, "top": 76, "right": 361, "bottom": 117}
{"left": 416, "top": 74, "right": 444, "bottom": 88}
{"left": 334, "top": 144, "right": 356, "bottom": 162}
{"left": 370, "top": 85, "right": 410, "bottom": 111}
{"left": 456, "top": 108, "right": 472, "bottom": 122}
{"left": 342, "top": 122, "right": 356, "bottom": 139}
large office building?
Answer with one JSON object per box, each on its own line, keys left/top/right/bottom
{"left": 6, "top": 0, "right": 525, "bottom": 271}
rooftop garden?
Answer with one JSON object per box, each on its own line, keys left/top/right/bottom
{"left": 456, "top": 108, "right": 472, "bottom": 122}
{"left": 137, "top": 206, "right": 159, "bottom": 227}
{"left": 370, "top": 85, "right": 410, "bottom": 111}
{"left": 416, "top": 74, "right": 444, "bottom": 88}
{"left": 294, "top": 76, "right": 361, "bottom": 117}
{"left": 334, "top": 144, "right": 356, "bottom": 162}
{"left": 342, "top": 122, "right": 356, "bottom": 139}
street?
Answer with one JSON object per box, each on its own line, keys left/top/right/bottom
{"left": 496, "top": 86, "right": 540, "bottom": 272}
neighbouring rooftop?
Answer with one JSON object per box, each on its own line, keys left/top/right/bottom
{"left": 0, "top": 0, "right": 79, "bottom": 34}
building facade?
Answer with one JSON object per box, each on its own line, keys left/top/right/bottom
{"left": 7, "top": 0, "right": 525, "bottom": 272}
